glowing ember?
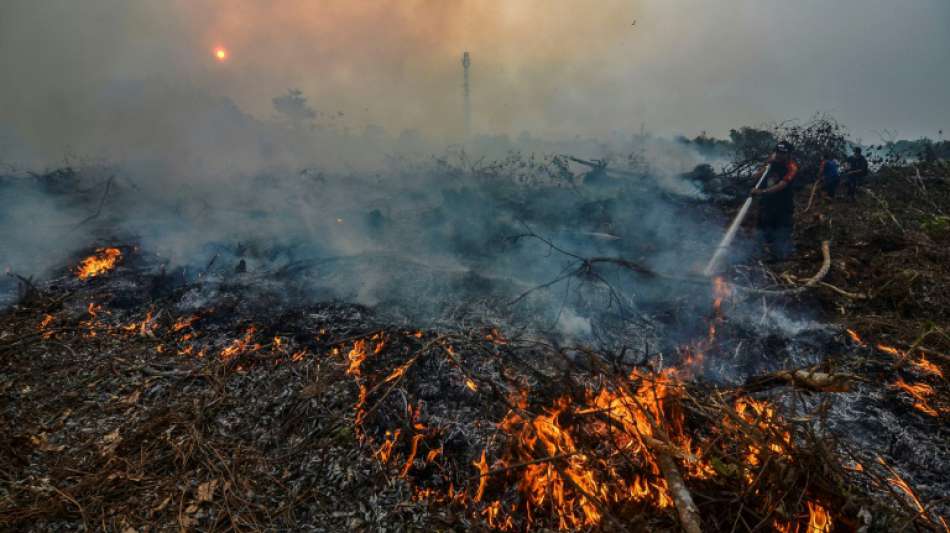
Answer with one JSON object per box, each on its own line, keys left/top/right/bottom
{"left": 376, "top": 430, "right": 400, "bottom": 464}
{"left": 172, "top": 315, "right": 199, "bottom": 332}
{"left": 76, "top": 248, "right": 121, "bottom": 280}
{"left": 846, "top": 328, "right": 865, "bottom": 346}
{"left": 38, "top": 314, "right": 55, "bottom": 338}
{"left": 877, "top": 343, "right": 902, "bottom": 357}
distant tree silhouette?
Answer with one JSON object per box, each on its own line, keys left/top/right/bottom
{"left": 272, "top": 89, "right": 316, "bottom": 130}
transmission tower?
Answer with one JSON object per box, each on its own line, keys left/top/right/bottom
{"left": 462, "top": 51, "right": 471, "bottom": 139}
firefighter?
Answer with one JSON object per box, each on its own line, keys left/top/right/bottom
{"left": 843, "top": 146, "right": 869, "bottom": 201}
{"left": 751, "top": 142, "right": 800, "bottom": 261}
{"left": 817, "top": 152, "right": 841, "bottom": 199}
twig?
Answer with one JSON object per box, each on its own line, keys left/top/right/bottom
{"left": 71, "top": 175, "right": 114, "bottom": 230}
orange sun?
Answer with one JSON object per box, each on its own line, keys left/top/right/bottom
{"left": 213, "top": 47, "right": 228, "bottom": 61}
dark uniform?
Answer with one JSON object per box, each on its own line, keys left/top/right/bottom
{"left": 845, "top": 151, "right": 869, "bottom": 201}
{"left": 757, "top": 154, "right": 800, "bottom": 260}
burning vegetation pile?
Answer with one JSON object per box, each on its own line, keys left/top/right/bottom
{"left": 1, "top": 239, "right": 947, "bottom": 531}
{"left": 1, "top": 141, "right": 949, "bottom": 531}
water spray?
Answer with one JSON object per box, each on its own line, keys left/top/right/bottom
{"left": 702, "top": 164, "right": 769, "bottom": 276}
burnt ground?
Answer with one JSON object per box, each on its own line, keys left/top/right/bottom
{"left": 0, "top": 165, "right": 948, "bottom": 532}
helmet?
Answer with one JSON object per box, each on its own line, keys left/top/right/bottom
{"left": 775, "top": 141, "right": 794, "bottom": 154}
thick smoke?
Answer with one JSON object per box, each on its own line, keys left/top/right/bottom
{"left": 0, "top": 73, "right": 725, "bottom": 345}
{"left": 7, "top": 0, "right": 942, "bottom": 340}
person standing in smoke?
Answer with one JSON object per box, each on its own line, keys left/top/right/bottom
{"left": 751, "top": 142, "right": 800, "bottom": 261}
{"left": 817, "top": 152, "right": 841, "bottom": 199}
{"left": 843, "top": 146, "right": 869, "bottom": 202}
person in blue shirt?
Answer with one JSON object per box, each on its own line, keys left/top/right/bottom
{"left": 817, "top": 153, "right": 840, "bottom": 198}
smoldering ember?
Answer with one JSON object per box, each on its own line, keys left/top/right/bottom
{"left": 1, "top": 3, "right": 949, "bottom": 533}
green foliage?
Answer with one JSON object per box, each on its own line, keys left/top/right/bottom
{"left": 921, "top": 215, "right": 950, "bottom": 238}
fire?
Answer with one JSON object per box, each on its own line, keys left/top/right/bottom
{"left": 346, "top": 340, "right": 368, "bottom": 377}
{"left": 877, "top": 456, "right": 928, "bottom": 517}
{"left": 876, "top": 343, "right": 901, "bottom": 356}
{"left": 401, "top": 434, "right": 425, "bottom": 477}
{"left": 494, "top": 374, "right": 687, "bottom": 529}
{"left": 220, "top": 326, "right": 259, "bottom": 361}
{"left": 122, "top": 311, "right": 155, "bottom": 336}
{"left": 680, "top": 277, "right": 733, "bottom": 371}
{"left": 911, "top": 356, "right": 943, "bottom": 377}
{"left": 465, "top": 378, "right": 478, "bottom": 391}
{"left": 876, "top": 343, "right": 945, "bottom": 377}
{"left": 732, "top": 396, "right": 793, "bottom": 483}
{"left": 482, "top": 500, "right": 513, "bottom": 530}
{"left": 81, "top": 302, "right": 104, "bottom": 338}
{"left": 846, "top": 328, "right": 865, "bottom": 345}
{"left": 173, "top": 315, "right": 199, "bottom": 332}
{"left": 485, "top": 329, "right": 509, "bottom": 345}
{"left": 806, "top": 501, "right": 832, "bottom": 532}
{"left": 76, "top": 248, "right": 121, "bottom": 280}
{"left": 892, "top": 378, "right": 940, "bottom": 416}
{"left": 213, "top": 47, "right": 228, "bottom": 61}
{"left": 376, "top": 430, "right": 400, "bottom": 464}
{"left": 472, "top": 449, "right": 490, "bottom": 502}
{"left": 38, "top": 314, "right": 55, "bottom": 338}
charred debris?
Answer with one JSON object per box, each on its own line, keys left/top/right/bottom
{"left": 2, "top": 121, "right": 949, "bottom": 532}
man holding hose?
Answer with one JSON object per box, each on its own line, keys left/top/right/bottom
{"left": 751, "top": 142, "right": 800, "bottom": 261}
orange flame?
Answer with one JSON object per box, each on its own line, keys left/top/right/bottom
{"left": 376, "top": 430, "right": 400, "bottom": 464}
{"left": 401, "top": 434, "right": 425, "bottom": 477}
{"left": 346, "top": 340, "right": 368, "bottom": 377}
{"left": 892, "top": 378, "right": 940, "bottom": 416}
{"left": 911, "top": 357, "right": 943, "bottom": 378}
{"left": 472, "top": 448, "right": 490, "bottom": 502}
{"left": 847, "top": 328, "right": 865, "bottom": 346}
{"left": 77, "top": 248, "right": 121, "bottom": 280}
{"left": 173, "top": 315, "right": 199, "bottom": 332}
{"left": 878, "top": 456, "right": 927, "bottom": 515}
{"left": 38, "top": 314, "right": 55, "bottom": 338}
{"left": 220, "top": 326, "right": 258, "bottom": 361}
{"left": 806, "top": 501, "right": 832, "bottom": 532}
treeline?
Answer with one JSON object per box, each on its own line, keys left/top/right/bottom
{"left": 675, "top": 116, "right": 948, "bottom": 178}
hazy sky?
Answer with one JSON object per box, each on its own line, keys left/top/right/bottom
{"left": 2, "top": 0, "right": 948, "bottom": 159}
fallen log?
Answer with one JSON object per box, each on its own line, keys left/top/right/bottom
{"left": 743, "top": 367, "right": 858, "bottom": 393}
{"left": 656, "top": 450, "right": 703, "bottom": 533}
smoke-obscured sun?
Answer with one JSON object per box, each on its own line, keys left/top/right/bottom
{"left": 214, "top": 47, "right": 228, "bottom": 61}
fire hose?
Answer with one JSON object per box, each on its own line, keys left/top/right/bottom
{"left": 702, "top": 164, "right": 770, "bottom": 276}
